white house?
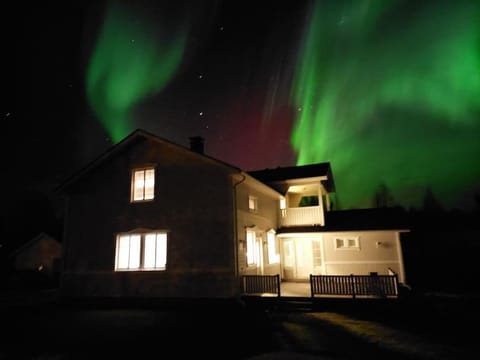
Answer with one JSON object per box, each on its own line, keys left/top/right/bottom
{"left": 57, "top": 129, "right": 409, "bottom": 300}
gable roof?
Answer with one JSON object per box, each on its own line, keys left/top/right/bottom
{"left": 248, "top": 163, "right": 335, "bottom": 192}
{"left": 9, "top": 232, "right": 60, "bottom": 258}
{"left": 56, "top": 129, "right": 241, "bottom": 193}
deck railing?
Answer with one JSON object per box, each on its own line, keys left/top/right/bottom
{"left": 310, "top": 274, "right": 399, "bottom": 298}
{"left": 242, "top": 274, "right": 281, "bottom": 297}
{"left": 280, "top": 206, "right": 323, "bottom": 227}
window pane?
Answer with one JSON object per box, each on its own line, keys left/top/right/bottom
{"left": 133, "top": 170, "right": 145, "bottom": 201}
{"left": 267, "top": 232, "right": 279, "bottom": 264}
{"left": 336, "top": 238, "right": 344, "bottom": 248}
{"left": 129, "top": 235, "right": 141, "bottom": 269}
{"left": 246, "top": 230, "right": 255, "bottom": 265}
{"left": 248, "top": 196, "right": 257, "bottom": 211}
{"left": 156, "top": 233, "right": 167, "bottom": 269}
{"left": 144, "top": 169, "right": 155, "bottom": 200}
{"left": 116, "top": 235, "right": 130, "bottom": 269}
{"left": 144, "top": 234, "right": 157, "bottom": 268}
{"left": 312, "top": 240, "right": 322, "bottom": 267}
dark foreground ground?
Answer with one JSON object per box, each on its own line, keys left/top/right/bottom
{"left": 0, "top": 290, "right": 478, "bottom": 360}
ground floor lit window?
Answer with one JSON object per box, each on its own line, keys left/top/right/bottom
{"left": 267, "top": 230, "right": 280, "bottom": 264}
{"left": 246, "top": 229, "right": 256, "bottom": 266}
{"left": 115, "top": 232, "right": 167, "bottom": 271}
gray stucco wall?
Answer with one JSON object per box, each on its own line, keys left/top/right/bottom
{"left": 61, "top": 138, "right": 238, "bottom": 298}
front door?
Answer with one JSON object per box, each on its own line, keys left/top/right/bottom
{"left": 282, "top": 238, "right": 316, "bottom": 280}
{"left": 294, "top": 238, "right": 312, "bottom": 279}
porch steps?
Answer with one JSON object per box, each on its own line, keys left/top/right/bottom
{"left": 275, "top": 297, "right": 314, "bottom": 312}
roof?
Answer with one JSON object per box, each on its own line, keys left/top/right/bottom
{"left": 56, "top": 129, "right": 241, "bottom": 192}
{"left": 9, "top": 232, "right": 60, "bottom": 258}
{"left": 248, "top": 162, "right": 335, "bottom": 192}
{"left": 277, "top": 207, "right": 410, "bottom": 233}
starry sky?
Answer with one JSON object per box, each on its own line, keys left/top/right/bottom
{"left": 4, "top": 0, "right": 480, "bottom": 212}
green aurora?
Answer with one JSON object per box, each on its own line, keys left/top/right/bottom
{"left": 291, "top": 0, "right": 480, "bottom": 209}
{"left": 86, "top": 0, "right": 187, "bottom": 142}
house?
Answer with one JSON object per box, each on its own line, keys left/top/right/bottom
{"left": 9, "top": 232, "right": 62, "bottom": 289}
{"left": 57, "top": 129, "right": 409, "bottom": 299}
{"left": 10, "top": 232, "right": 62, "bottom": 275}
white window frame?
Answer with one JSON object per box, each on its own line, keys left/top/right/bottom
{"left": 312, "top": 239, "right": 322, "bottom": 268}
{"left": 334, "top": 236, "right": 360, "bottom": 251}
{"left": 267, "top": 230, "right": 279, "bottom": 264}
{"left": 248, "top": 195, "right": 258, "bottom": 213}
{"left": 246, "top": 229, "right": 256, "bottom": 266}
{"left": 115, "top": 231, "right": 167, "bottom": 271}
{"left": 131, "top": 167, "right": 155, "bottom": 202}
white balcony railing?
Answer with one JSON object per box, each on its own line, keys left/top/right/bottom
{"left": 280, "top": 206, "right": 324, "bottom": 227}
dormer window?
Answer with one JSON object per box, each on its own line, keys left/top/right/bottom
{"left": 248, "top": 195, "right": 258, "bottom": 212}
{"left": 131, "top": 167, "right": 155, "bottom": 202}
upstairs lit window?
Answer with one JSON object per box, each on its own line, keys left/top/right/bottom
{"left": 132, "top": 168, "right": 155, "bottom": 202}
{"left": 248, "top": 195, "right": 258, "bottom": 212}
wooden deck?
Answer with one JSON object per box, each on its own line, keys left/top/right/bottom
{"left": 241, "top": 274, "right": 400, "bottom": 299}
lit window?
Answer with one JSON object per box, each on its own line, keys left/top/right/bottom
{"left": 132, "top": 168, "right": 155, "bottom": 202}
{"left": 248, "top": 195, "right": 258, "bottom": 212}
{"left": 335, "top": 236, "right": 360, "bottom": 250}
{"left": 246, "top": 229, "right": 256, "bottom": 265}
{"left": 115, "top": 232, "right": 167, "bottom": 271}
{"left": 279, "top": 198, "right": 286, "bottom": 210}
{"left": 267, "top": 230, "right": 279, "bottom": 264}
{"left": 312, "top": 240, "right": 322, "bottom": 268}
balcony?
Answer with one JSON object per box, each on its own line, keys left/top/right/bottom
{"left": 279, "top": 205, "right": 324, "bottom": 227}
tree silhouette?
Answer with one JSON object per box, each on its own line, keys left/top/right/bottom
{"left": 422, "top": 187, "right": 443, "bottom": 213}
{"left": 372, "top": 182, "right": 395, "bottom": 208}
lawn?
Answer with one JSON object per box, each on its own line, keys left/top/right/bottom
{"left": 1, "top": 290, "right": 478, "bottom": 359}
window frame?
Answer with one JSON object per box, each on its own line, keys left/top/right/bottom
{"left": 114, "top": 231, "right": 168, "bottom": 271}
{"left": 334, "top": 236, "right": 360, "bottom": 251}
{"left": 131, "top": 167, "right": 155, "bottom": 203}
{"left": 246, "top": 229, "right": 256, "bottom": 266}
{"left": 267, "top": 230, "right": 280, "bottom": 264}
{"left": 248, "top": 195, "right": 258, "bottom": 213}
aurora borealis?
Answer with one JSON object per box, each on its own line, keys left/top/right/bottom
{"left": 290, "top": 0, "right": 480, "bottom": 209}
{"left": 6, "top": 0, "right": 480, "bottom": 211}
{"left": 82, "top": 0, "right": 479, "bottom": 210}
{"left": 86, "top": 0, "right": 188, "bottom": 142}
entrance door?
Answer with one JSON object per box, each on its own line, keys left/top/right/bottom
{"left": 282, "top": 238, "right": 316, "bottom": 280}
{"left": 282, "top": 240, "right": 295, "bottom": 279}
{"left": 295, "top": 239, "right": 312, "bottom": 279}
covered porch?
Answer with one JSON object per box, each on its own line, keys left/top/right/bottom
{"left": 241, "top": 274, "right": 400, "bottom": 299}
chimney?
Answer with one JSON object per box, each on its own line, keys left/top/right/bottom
{"left": 189, "top": 136, "right": 205, "bottom": 154}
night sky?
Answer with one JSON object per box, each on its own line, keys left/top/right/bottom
{"left": 4, "top": 0, "right": 480, "bottom": 213}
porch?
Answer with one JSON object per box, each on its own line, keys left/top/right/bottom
{"left": 241, "top": 274, "right": 400, "bottom": 299}
{"left": 279, "top": 205, "right": 324, "bottom": 227}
